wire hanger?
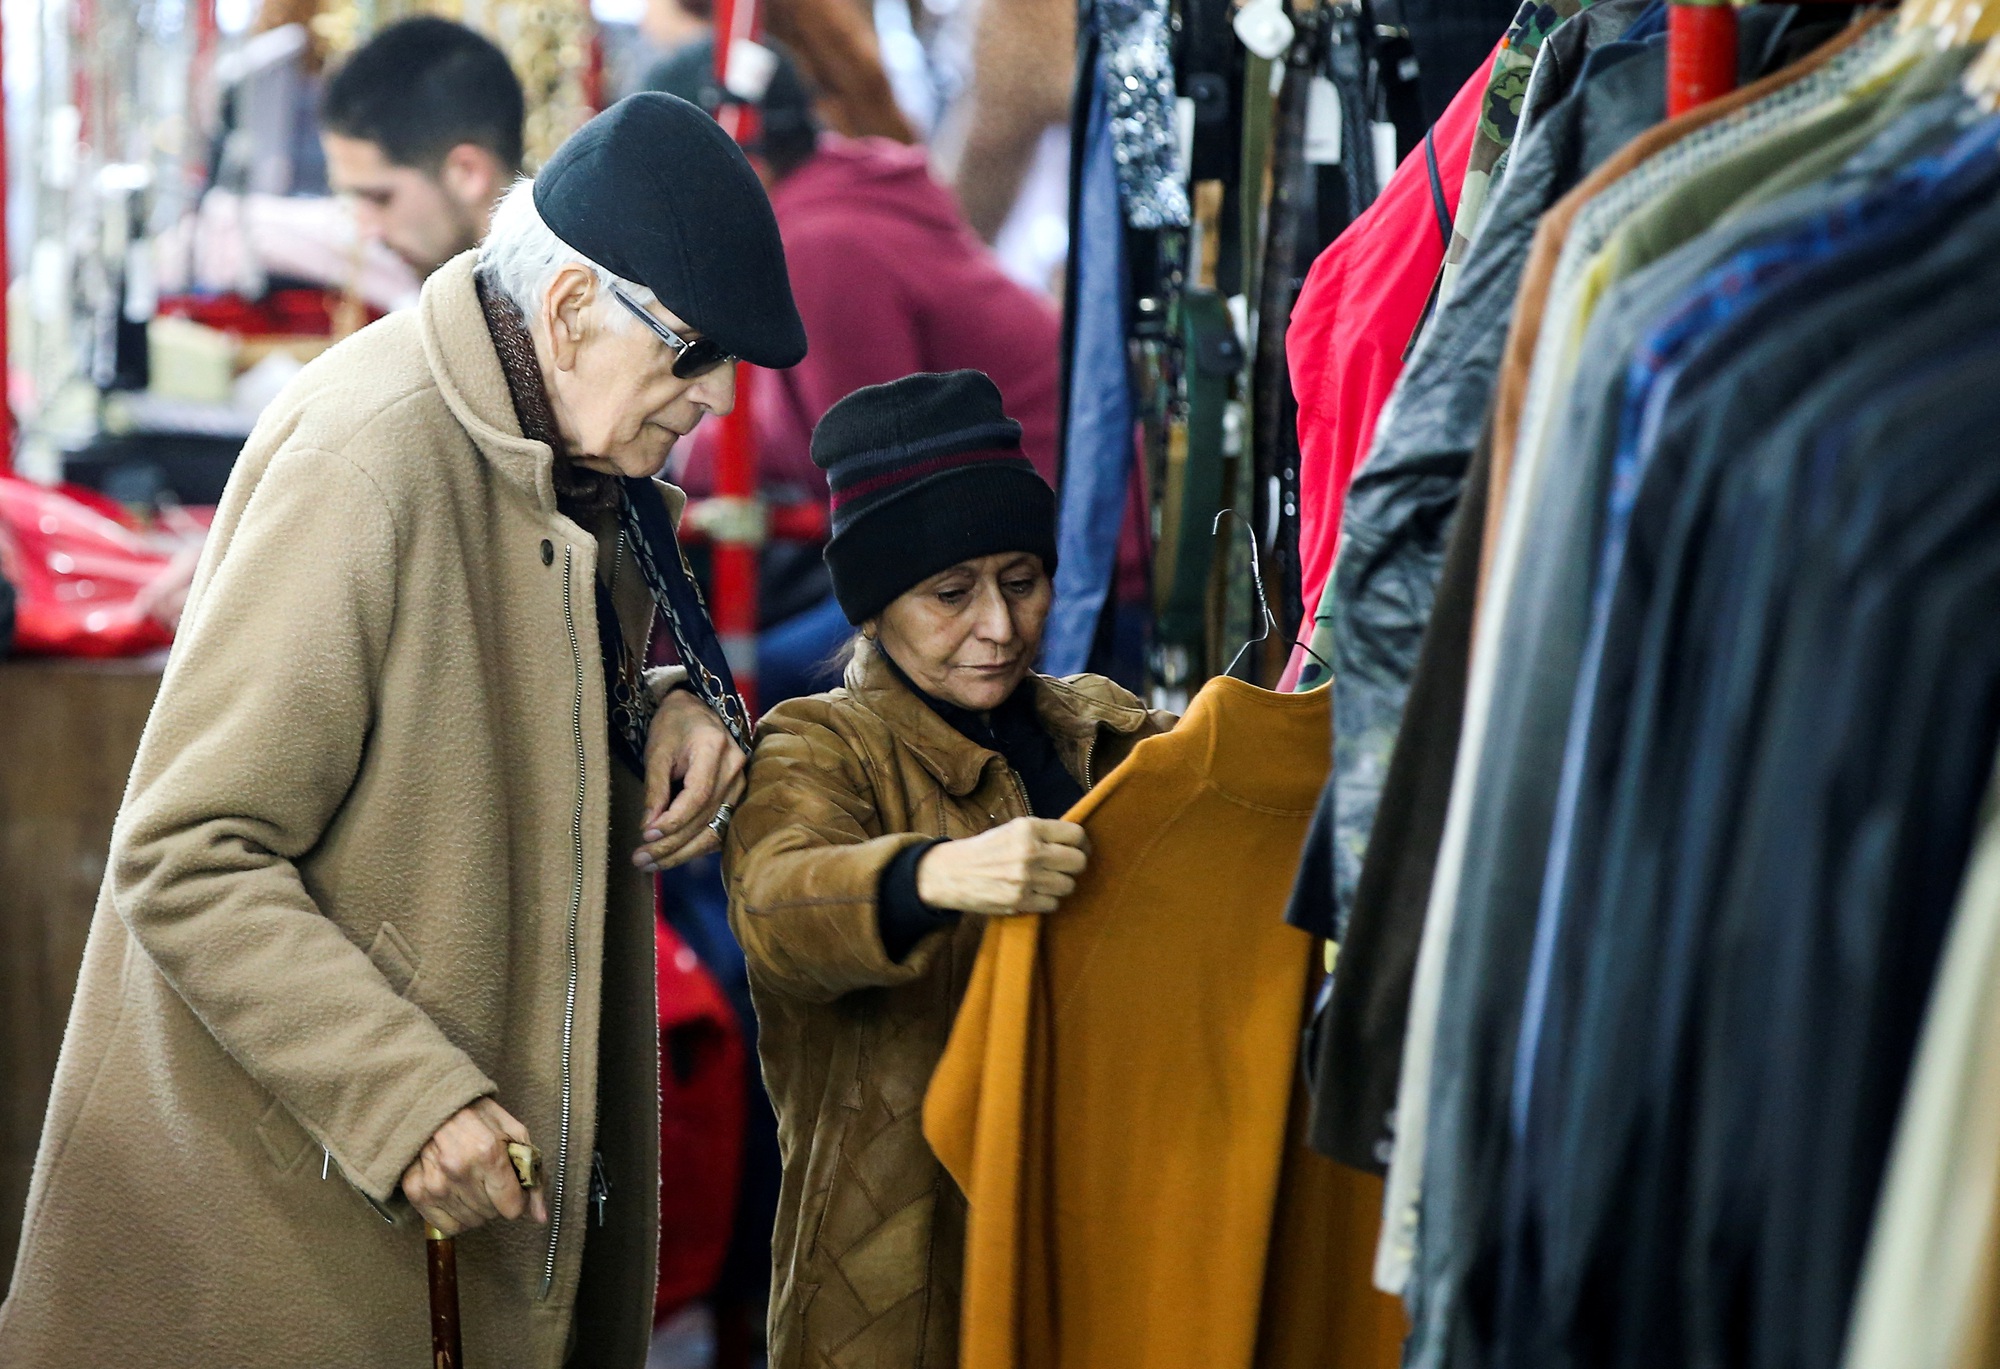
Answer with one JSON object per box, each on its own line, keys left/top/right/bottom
{"left": 1213, "top": 508, "right": 1334, "bottom": 684}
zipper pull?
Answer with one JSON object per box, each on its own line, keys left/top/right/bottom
{"left": 588, "top": 1150, "right": 612, "bottom": 1229}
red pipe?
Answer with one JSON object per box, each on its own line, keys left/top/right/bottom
{"left": 1667, "top": 2, "right": 1739, "bottom": 116}
{"left": 709, "top": 0, "right": 766, "bottom": 715}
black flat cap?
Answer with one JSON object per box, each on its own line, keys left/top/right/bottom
{"left": 534, "top": 93, "right": 807, "bottom": 369}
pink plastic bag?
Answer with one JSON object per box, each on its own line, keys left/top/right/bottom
{"left": 0, "top": 476, "right": 181, "bottom": 657}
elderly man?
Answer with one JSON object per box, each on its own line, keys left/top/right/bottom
{"left": 0, "top": 94, "right": 803, "bottom": 1368}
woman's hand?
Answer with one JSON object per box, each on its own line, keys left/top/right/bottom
{"left": 400, "top": 1096, "right": 550, "bottom": 1237}
{"left": 914, "top": 817, "right": 1090, "bottom": 916}
{"left": 634, "top": 688, "right": 749, "bottom": 872}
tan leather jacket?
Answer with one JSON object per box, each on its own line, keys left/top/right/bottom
{"left": 725, "top": 641, "right": 1170, "bottom": 1368}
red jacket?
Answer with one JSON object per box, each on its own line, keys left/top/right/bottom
{"left": 678, "top": 136, "right": 1061, "bottom": 499}
{"left": 1286, "top": 49, "right": 1494, "bottom": 619}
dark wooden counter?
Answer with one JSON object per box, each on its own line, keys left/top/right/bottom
{"left": 0, "top": 656, "right": 162, "bottom": 1290}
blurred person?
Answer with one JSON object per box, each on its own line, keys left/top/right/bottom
{"left": 932, "top": 0, "right": 1075, "bottom": 246}
{"left": 762, "top": 0, "right": 918, "bottom": 144}
{"left": 641, "top": 0, "right": 714, "bottom": 66}
{"left": 320, "top": 16, "right": 523, "bottom": 277}
{"left": 0, "top": 94, "right": 803, "bottom": 1368}
{"left": 651, "top": 40, "right": 1061, "bottom": 703}
{"left": 724, "top": 371, "right": 1173, "bottom": 1368}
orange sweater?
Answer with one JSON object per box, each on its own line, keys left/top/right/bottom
{"left": 923, "top": 678, "right": 1406, "bottom": 1369}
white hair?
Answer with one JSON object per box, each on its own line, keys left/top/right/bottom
{"left": 476, "top": 178, "right": 656, "bottom": 328}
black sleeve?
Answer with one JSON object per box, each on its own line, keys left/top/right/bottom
{"left": 876, "top": 838, "right": 959, "bottom": 962}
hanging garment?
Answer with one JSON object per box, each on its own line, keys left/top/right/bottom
{"left": 1845, "top": 758, "right": 2000, "bottom": 1369}
{"left": 1392, "top": 19, "right": 1907, "bottom": 1337}
{"left": 1304, "top": 0, "right": 1668, "bottom": 943}
{"left": 1286, "top": 46, "right": 1493, "bottom": 641}
{"left": 1305, "top": 0, "right": 1835, "bottom": 955}
{"left": 1497, "top": 117, "right": 2000, "bottom": 1369}
{"left": 1482, "top": 14, "right": 1891, "bottom": 573}
{"left": 1302, "top": 424, "right": 1489, "bottom": 1171}
{"left": 1433, "top": 0, "right": 1643, "bottom": 309}
{"left": 1044, "top": 48, "right": 1138, "bottom": 676}
{"left": 1294, "top": 8, "right": 1849, "bottom": 1171}
{"left": 1682, "top": 307, "right": 2000, "bottom": 1369}
{"left": 1379, "top": 42, "right": 2000, "bottom": 1361}
{"left": 924, "top": 681, "right": 1402, "bottom": 1369}
{"left": 1372, "top": 11, "right": 1890, "bottom": 1310}
{"left": 1088, "top": 0, "right": 1190, "bottom": 230}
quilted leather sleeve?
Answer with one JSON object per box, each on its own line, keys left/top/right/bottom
{"left": 725, "top": 707, "right": 942, "bottom": 1005}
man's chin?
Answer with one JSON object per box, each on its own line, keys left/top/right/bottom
{"left": 579, "top": 451, "right": 672, "bottom": 481}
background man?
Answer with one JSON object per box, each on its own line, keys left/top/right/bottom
{"left": 320, "top": 15, "right": 523, "bottom": 277}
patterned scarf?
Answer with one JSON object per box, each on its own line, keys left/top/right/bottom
{"left": 476, "top": 269, "right": 753, "bottom": 759}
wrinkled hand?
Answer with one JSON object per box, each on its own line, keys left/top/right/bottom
{"left": 914, "top": 817, "right": 1091, "bottom": 917}
{"left": 633, "top": 688, "right": 748, "bottom": 872}
{"left": 400, "top": 1097, "right": 549, "bottom": 1237}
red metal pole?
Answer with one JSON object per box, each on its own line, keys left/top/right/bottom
{"left": 709, "top": 0, "right": 765, "bottom": 716}
{"left": 1667, "top": 1, "right": 1738, "bottom": 116}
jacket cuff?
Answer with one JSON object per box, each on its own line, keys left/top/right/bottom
{"left": 644, "top": 666, "right": 691, "bottom": 705}
{"left": 333, "top": 1058, "right": 497, "bottom": 1207}
{"left": 877, "top": 839, "right": 956, "bottom": 962}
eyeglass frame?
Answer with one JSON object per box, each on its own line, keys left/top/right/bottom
{"left": 606, "top": 281, "right": 735, "bottom": 380}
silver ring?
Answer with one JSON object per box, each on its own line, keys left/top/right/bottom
{"left": 707, "top": 803, "right": 735, "bottom": 839}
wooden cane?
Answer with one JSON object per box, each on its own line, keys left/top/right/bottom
{"left": 425, "top": 1223, "right": 463, "bottom": 1369}
{"left": 426, "top": 1141, "right": 542, "bottom": 1369}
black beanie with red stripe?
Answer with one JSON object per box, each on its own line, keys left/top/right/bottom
{"left": 812, "top": 371, "right": 1059, "bottom": 625}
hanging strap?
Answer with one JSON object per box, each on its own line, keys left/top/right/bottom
{"left": 1424, "top": 128, "right": 1452, "bottom": 250}
{"left": 1401, "top": 129, "right": 1455, "bottom": 360}
{"left": 619, "top": 478, "right": 754, "bottom": 753}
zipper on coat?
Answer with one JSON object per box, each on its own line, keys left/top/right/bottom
{"left": 1007, "top": 767, "right": 1034, "bottom": 818}
{"left": 543, "top": 543, "right": 588, "bottom": 1299}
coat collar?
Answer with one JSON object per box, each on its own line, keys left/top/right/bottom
{"left": 418, "top": 251, "right": 561, "bottom": 511}
{"left": 843, "top": 638, "right": 1152, "bottom": 796}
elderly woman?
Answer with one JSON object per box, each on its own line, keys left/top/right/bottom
{"left": 0, "top": 95, "right": 799, "bottom": 1369}
{"left": 725, "top": 371, "right": 1174, "bottom": 1368}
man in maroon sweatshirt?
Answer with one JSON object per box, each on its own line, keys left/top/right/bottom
{"left": 652, "top": 41, "right": 1061, "bottom": 701}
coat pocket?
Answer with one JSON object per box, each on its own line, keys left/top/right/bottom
{"left": 365, "top": 920, "right": 423, "bottom": 998}
{"left": 256, "top": 1094, "right": 314, "bottom": 1173}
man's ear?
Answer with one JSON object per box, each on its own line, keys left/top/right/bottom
{"left": 543, "top": 265, "right": 599, "bottom": 373}
{"left": 438, "top": 143, "right": 504, "bottom": 216}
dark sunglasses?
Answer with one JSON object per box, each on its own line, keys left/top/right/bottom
{"left": 608, "top": 282, "right": 735, "bottom": 380}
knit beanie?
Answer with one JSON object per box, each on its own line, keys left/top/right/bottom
{"left": 812, "top": 371, "right": 1059, "bottom": 625}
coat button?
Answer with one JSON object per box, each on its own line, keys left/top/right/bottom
{"left": 540, "top": 539, "right": 554, "bottom": 566}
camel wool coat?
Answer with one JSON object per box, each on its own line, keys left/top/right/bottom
{"left": 0, "top": 253, "right": 674, "bottom": 1368}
